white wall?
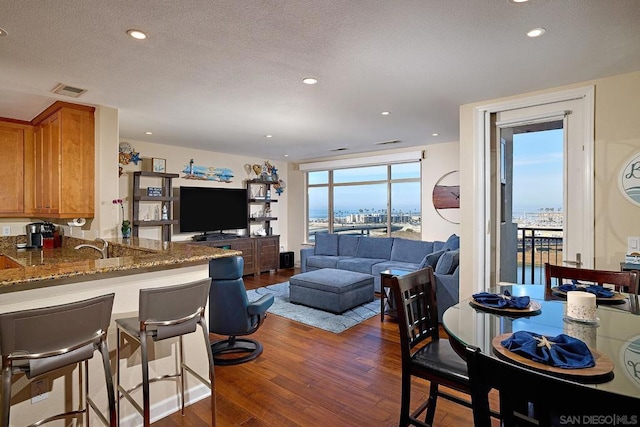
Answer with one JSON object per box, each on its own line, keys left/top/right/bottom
{"left": 421, "top": 142, "right": 461, "bottom": 241}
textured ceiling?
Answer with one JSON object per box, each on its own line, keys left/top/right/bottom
{"left": 1, "top": 0, "right": 639, "bottom": 161}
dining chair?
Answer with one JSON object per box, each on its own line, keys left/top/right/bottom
{"left": 544, "top": 262, "right": 639, "bottom": 299}
{"left": 115, "top": 278, "right": 216, "bottom": 427}
{"left": 390, "top": 267, "right": 472, "bottom": 427}
{"left": 465, "top": 345, "right": 639, "bottom": 427}
{"left": 0, "top": 294, "right": 116, "bottom": 427}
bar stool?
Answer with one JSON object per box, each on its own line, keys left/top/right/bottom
{"left": 0, "top": 293, "right": 117, "bottom": 427}
{"left": 115, "top": 278, "right": 215, "bottom": 427}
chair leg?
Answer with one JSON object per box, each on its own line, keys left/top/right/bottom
{"left": 199, "top": 320, "right": 217, "bottom": 427}
{"left": 399, "top": 371, "right": 411, "bottom": 427}
{"left": 2, "top": 365, "right": 12, "bottom": 427}
{"left": 424, "top": 382, "right": 439, "bottom": 426}
{"left": 116, "top": 328, "right": 121, "bottom": 426}
{"left": 141, "top": 336, "right": 150, "bottom": 427}
{"left": 99, "top": 339, "right": 117, "bottom": 427}
{"left": 179, "top": 336, "right": 185, "bottom": 416}
{"left": 85, "top": 360, "right": 90, "bottom": 427}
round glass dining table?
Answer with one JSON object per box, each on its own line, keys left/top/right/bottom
{"left": 442, "top": 284, "right": 640, "bottom": 400}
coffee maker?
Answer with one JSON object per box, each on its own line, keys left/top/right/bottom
{"left": 26, "top": 222, "right": 44, "bottom": 248}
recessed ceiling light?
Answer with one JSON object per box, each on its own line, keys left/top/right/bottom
{"left": 509, "top": 0, "right": 529, "bottom": 3}
{"left": 144, "top": 131, "right": 153, "bottom": 135}
{"left": 127, "top": 29, "right": 148, "bottom": 40}
{"left": 432, "top": 133, "right": 440, "bottom": 137}
{"left": 0, "top": 28, "right": 7, "bottom": 37}
{"left": 527, "top": 27, "right": 546, "bottom": 38}
{"left": 381, "top": 111, "right": 390, "bottom": 116}
{"left": 302, "top": 77, "right": 318, "bottom": 85}
{"left": 265, "top": 134, "right": 273, "bottom": 138}
{"left": 284, "top": 154, "right": 289, "bottom": 158}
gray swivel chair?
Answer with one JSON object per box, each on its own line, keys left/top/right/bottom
{"left": 0, "top": 294, "right": 117, "bottom": 427}
{"left": 115, "top": 278, "right": 216, "bottom": 427}
{"left": 209, "top": 256, "right": 274, "bottom": 365}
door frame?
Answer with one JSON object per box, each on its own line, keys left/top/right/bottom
{"left": 470, "top": 86, "right": 594, "bottom": 293}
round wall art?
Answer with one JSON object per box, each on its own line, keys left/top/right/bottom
{"left": 432, "top": 170, "right": 460, "bottom": 224}
{"left": 619, "top": 152, "right": 640, "bottom": 206}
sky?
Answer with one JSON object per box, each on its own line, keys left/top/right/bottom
{"left": 512, "top": 129, "right": 564, "bottom": 214}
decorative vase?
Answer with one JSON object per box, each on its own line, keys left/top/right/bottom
{"left": 121, "top": 221, "right": 131, "bottom": 238}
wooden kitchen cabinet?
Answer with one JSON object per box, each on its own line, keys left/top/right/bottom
{"left": 0, "top": 120, "right": 34, "bottom": 216}
{"left": 32, "top": 102, "right": 95, "bottom": 218}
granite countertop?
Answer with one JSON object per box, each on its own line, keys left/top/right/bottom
{"left": 0, "top": 236, "right": 240, "bottom": 292}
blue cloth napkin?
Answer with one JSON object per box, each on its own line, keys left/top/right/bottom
{"left": 501, "top": 331, "right": 595, "bottom": 369}
{"left": 558, "top": 280, "right": 615, "bottom": 298}
{"left": 472, "top": 290, "right": 530, "bottom": 309}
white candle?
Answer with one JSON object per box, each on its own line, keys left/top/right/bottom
{"left": 566, "top": 291, "right": 597, "bottom": 322}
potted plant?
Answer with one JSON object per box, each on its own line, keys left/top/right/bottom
{"left": 113, "top": 199, "right": 131, "bottom": 238}
{"left": 121, "top": 220, "right": 131, "bottom": 238}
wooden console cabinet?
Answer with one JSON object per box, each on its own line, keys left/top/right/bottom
{"left": 193, "top": 235, "right": 279, "bottom": 276}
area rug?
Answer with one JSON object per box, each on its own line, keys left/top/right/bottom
{"left": 245, "top": 282, "right": 380, "bottom": 334}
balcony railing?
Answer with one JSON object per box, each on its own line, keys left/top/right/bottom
{"left": 517, "top": 227, "right": 563, "bottom": 284}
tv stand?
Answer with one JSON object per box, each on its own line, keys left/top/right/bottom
{"left": 191, "top": 235, "right": 279, "bottom": 276}
{"left": 193, "top": 232, "right": 238, "bottom": 242}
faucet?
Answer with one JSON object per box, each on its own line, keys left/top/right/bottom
{"left": 74, "top": 237, "right": 109, "bottom": 259}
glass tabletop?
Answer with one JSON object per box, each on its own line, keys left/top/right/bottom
{"left": 442, "top": 284, "right": 640, "bottom": 399}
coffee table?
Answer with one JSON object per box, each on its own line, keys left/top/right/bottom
{"left": 380, "top": 269, "right": 411, "bottom": 321}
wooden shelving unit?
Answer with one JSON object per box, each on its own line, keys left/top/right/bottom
{"left": 132, "top": 171, "right": 179, "bottom": 241}
{"left": 246, "top": 179, "right": 278, "bottom": 235}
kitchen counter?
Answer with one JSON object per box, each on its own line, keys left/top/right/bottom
{"left": 0, "top": 236, "right": 240, "bottom": 292}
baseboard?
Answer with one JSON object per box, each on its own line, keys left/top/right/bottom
{"left": 118, "top": 383, "right": 211, "bottom": 427}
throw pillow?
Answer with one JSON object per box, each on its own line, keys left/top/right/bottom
{"left": 314, "top": 233, "right": 338, "bottom": 256}
{"left": 418, "top": 250, "right": 445, "bottom": 269}
{"left": 435, "top": 249, "right": 459, "bottom": 275}
{"left": 442, "top": 234, "right": 460, "bottom": 251}
{"left": 356, "top": 237, "right": 394, "bottom": 259}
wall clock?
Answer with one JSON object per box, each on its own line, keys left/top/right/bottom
{"left": 432, "top": 170, "right": 460, "bottom": 224}
{"left": 620, "top": 152, "right": 640, "bottom": 207}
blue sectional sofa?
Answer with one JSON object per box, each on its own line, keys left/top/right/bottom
{"left": 300, "top": 233, "right": 460, "bottom": 320}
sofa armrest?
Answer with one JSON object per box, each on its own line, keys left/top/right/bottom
{"left": 300, "top": 247, "right": 314, "bottom": 273}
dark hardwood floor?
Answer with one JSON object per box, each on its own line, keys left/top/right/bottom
{"left": 153, "top": 268, "right": 477, "bottom": 426}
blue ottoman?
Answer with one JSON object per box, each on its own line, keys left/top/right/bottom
{"left": 289, "top": 268, "right": 374, "bottom": 314}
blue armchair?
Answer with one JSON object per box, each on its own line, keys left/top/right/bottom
{"left": 208, "top": 256, "right": 274, "bottom": 365}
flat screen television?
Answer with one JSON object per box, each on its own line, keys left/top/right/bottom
{"left": 178, "top": 186, "right": 248, "bottom": 236}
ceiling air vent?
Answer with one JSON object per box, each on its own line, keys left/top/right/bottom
{"left": 375, "top": 139, "right": 401, "bottom": 146}
{"left": 330, "top": 147, "right": 348, "bottom": 152}
{"left": 51, "top": 83, "right": 87, "bottom": 98}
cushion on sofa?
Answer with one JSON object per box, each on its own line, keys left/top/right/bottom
{"left": 390, "top": 238, "right": 434, "bottom": 263}
{"left": 336, "top": 258, "right": 387, "bottom": 275}
{"left": 433, "top": 241, "right": 445, "bottom": 252}
{"left": 442, "top": 234, "right": 460, "bottom": 251}
{"left": 315, "top": 233, "right": 338, "bottom": 256}
{"left": 356, "top": 237, "right": 394, "bottom": 259}
{"left": 435, "top": 249, "right": 459, "bottom": 275}
{"left": 338, "top": 235, "right": 360, "bottom": 256}
{"left": 418, "top": 249, "right": 445, "bottom": 269}
{"left": 306, "top": 255, "right": 350, "bottom": 270}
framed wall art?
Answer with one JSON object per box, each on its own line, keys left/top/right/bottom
{"left": 152, "top": 158, "right": 166, "bottom": 173}
{"left": 620, "top": 152, "right": 640, "bottom": 206}
{"left": 432, "top": 170, "right": 460, "bottom": 224}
